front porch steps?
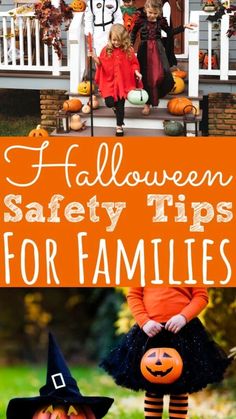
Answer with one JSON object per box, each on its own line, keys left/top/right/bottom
{"left": 52, "top": 105, "right": 202, "bottom": 137}
{"left": 51, "top": 126, "right": 165, "bottom": 137}
{"left": 62, "top": 91, "right": 202, "bottom": 137}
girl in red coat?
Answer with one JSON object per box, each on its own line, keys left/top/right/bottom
{"left": 89, "top": 23, "right": 142, "bottom": 136}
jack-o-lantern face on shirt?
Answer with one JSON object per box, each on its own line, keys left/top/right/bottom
{"left": 140, "top": 347, "right": 183, "bottom": 384}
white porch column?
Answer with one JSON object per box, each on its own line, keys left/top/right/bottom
{"left": 188, "top": 11, "right": 200, "bottom": 98}
{"left": 51, "top": 0, "right": 62, "bottom": 75}
{"left": 69, "top": 12, "right": 86, "bottom": 94}
{"left": 220, "top": 13, "right": 230, "bottom": 80}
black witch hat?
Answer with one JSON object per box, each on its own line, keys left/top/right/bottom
{"left": 6, "top": 333, "right": 114, "bottom": 419}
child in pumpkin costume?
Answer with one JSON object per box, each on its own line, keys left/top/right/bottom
{"left": 131, "top": 0, "right": 196, "bottom": 115}
{"left": 121, "top": 0, "right": 139, "bottom": 33}
{"left": 7, "top": 333, "right": 113, "bottom": 419}
{"left": 89, "top": 23, "right": 142, "bottom": 136}
{"left": 101, "top": 287, "right": 231, "bottom": 419}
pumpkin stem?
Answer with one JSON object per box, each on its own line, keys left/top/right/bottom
{"left": 36, "top": 125, "right": 42, "bottom": 130}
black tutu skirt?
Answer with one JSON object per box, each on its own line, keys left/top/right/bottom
{"left": 100, "top": 318, "right": 231, "bottom": 395}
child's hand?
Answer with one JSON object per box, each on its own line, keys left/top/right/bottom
{"left": 135, "top": 70, "right": 142, "bottom": 80}
{"left": 143, "top": 320, "right": 164, "bottom": 337}
{"left": 88, "top": 49, "right": 100, "bottom": 65}
{"left": 165, "top": 314, "right": 187, "bottom": 334}
{"left": 184, "top": 22, "right": 198, "bottom": 30}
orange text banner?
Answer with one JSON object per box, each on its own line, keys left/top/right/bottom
{"left": 0, "top": 136, "right": 235, "bottom": 287}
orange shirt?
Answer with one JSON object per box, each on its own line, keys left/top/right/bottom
{"left": 127, "top": 287, "right": 209, "bottom": 327}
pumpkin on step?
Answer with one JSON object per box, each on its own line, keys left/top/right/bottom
{"left": 81, "top": 104, "right": 91, "bottom": 114}
{"left": 127, "top": 88, "right": 149, "bottom": 105}
{"left": 169, "top": 76, "right": 185, "bottom": 95}
{"left": 28, "top": 124, "right": 48, "bottom": 137}
{"left": 88, "top": 95, "right": 99, "bottom": 109}
{"left": 140, "top": 347, "right": 183, "bottom": 384}
{"left": 163, "top": 120, "right": 184, "bottom": 136}
{"left": 167, "top": 97, "right": 193, "bottom": 115}
{"left": 63, "top": 99, "right": 82, "bottom": 112}
{"left": 70, "top": 114, "right": 86, "bottom": 130}
{"left": 78, "top": 80, "right": 94, "bottom": 96}
{"left": 171, "top": 68, "right": 187, "bottom": 79}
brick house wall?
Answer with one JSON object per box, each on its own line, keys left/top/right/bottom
{"left": 40, "top": 90, "right": 69, "bottom": 130}
{"left": 208, "top": 93, "right": 236, "bottom": 136}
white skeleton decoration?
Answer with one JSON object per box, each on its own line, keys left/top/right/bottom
{"left": 84, "top": 0, "right": 123, "bottom": 55}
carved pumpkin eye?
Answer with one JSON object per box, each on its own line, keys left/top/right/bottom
{"left": 140, "top": 347, "right": 183, "bottom": 384}
{"left": 163, "top": 352, "right": 172, "bottom": 358}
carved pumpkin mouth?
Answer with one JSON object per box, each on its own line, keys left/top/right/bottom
{"left": 146, "top": 366, "right": 173, "bottom": 377}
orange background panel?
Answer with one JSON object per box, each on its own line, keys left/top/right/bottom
{"left": 0, "top": 136, "right": 235, "bottom": 287}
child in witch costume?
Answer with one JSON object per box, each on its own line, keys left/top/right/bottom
{"left": 7, "top": 333, "right": 114, "bottom": 419}
{"left": 89, "top": 23, "right": 142, "bottom": 136}
{"left": 130, "top": 0, "right": 196, "bottom": 115}
{"left": 101, "top": 287, "right": 231, "bottom": 419}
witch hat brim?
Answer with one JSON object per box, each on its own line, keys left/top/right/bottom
{"left": 6, "top": 333, "right": 114, "bottom": 419}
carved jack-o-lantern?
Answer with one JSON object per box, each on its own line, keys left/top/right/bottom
{"left": 169, "top": 76, "right": 185, "bottom": 95}
{"left": 202, "top": 53, "right": 218, "bottom": 69}
{"left": 70, "top": 0, "right": 86, "bottom": 11}
{"left": 32, "top": 404, "right": 95, "bottom": 419}
{"left": 140, "top": 347, "right": 183, "bottom": 384}
{"left": 78, "top": 80, "right": 94, "bottom": 96}
{"left": 28, "top": 124, "right": 48, "bottom": 138}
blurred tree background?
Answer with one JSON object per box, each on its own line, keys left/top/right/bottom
{"left": 0, "top": 288, "right": 235, "bottom": 377}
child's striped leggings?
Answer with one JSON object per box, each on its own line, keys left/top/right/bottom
{"left": 144, "top": 392, "right": 189, "bottom": 418}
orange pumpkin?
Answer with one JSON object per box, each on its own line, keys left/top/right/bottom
{"left": 171, "top": 68, "right": 187, "bottom": 79}
{"left": 70, "top": 0, "right": 86, "bottom": 11}
{"left": 78, "top": 80, "right": 94, "bottom": 96}
{"left": 63, "top": 99, "right": 82, "bottom": 112}
{"left": 199, "top": 50, "right": 206, "bottom": 64}
{"left": 167, "top": 97, "right": 193, "bottom": 115}
{"left": 67, "top": 405, "right": 87, "bottom": 418}
{"left": 140, "top": 347, "right": 183, "bottom": 384}
{"left": 50, "top": 407, "right": 68, "bottom": 419}
{"left": 202, "top": 53, "right": 218, "bottom": 69}
{"left": 169, "top": 75, "right": 185, "bottom": 95}
{"left": 81, "top": 406, "right": 96, "bottom": 419}
{"left": 28, "top": 124, "right": 48, "bottom": 137}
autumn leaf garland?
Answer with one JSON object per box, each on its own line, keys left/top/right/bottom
{"left": 34, "top": 0, "right": 73, "bottom": 59}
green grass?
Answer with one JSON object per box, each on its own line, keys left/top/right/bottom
{"left": 0, "top": 365, "right": 235, "bottom": 419}
{"left": 0, "top": 115, "right": 41, "bottom": 136}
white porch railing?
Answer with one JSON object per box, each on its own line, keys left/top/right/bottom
{"left": 0, "top": 7, "right": 86, "bottom": 91}
{"left": 188, "top": 10, "right": 236, "bottom": 97}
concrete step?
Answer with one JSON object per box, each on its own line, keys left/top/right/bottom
{"left": 67, "top": 91, "right": 203, "bottom": 109}
{"left": 74, "top": 106, "right": 202, "bottom": 131}
{"left": 51, "top": 126, "right": 166, "bottom": 137}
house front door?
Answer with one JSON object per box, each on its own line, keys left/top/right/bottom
{"left": 169, "top": 0, "right": 184, "bottom": 54}
{"left": 135, "top": 0, "right": 185, "bottom": 55}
